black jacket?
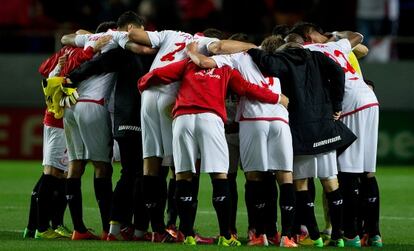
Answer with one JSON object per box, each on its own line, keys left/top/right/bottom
{"left": 248, "top": 47, "right": 356, "bottom": 155}
{"left": 68, "top": 48, "right": 153, "bottom": 138}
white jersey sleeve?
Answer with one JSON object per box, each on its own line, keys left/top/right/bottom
{"left": 106, "top": 30, "right": 129, "bottom": 49}
{"left": 75, "top": 34, "right": 90, "bottom": 48}
{"left": 193, "top": 35, "right": 219, "bottom": 56}
{"left": 211, "top": 54, "right": 236, "bottom": 69}
{"left": 146, "top": 30, "right": 169, "bottom": 48}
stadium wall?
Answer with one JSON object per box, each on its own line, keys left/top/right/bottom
{"left": 0, "top": 54, "right": 412, "bottom": 164}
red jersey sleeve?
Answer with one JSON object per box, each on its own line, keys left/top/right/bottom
{"left": 38, "top": 46, "right": 95, "bottom": 77}
{"left": 38, "top": 47, "right": 66, "bottom": 77}
{"left": 228, "top": 69, "right": 279, "bottom": 104}
{"left": 138, "top": 58, "right": 189, "bottom": 92}
{"left": 60, "top": 47, "right": 95, "bottom": 76}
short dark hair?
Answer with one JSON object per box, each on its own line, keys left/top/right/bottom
{"left": 284, "top": 33, "right": 304, "bottom": 44}
{"left": 117, "top": 11, "right": 144, "bottom": 29}
{"left": 290, "top": 22, "right": 324, "bottom": 41}
{"left": 95, "top": 21, "right": 117, "bottom": 33}
{"left": 272, "top": 24, "right": 290, "bottom": 38}
{"left": 229, "top": 33, "right": 250, "bottom": 42}
{"left": 202, "top": 28, "right": 224, "bottom": 39}
{"left": 261, "top": 35, "right": 285, "bottom": 55}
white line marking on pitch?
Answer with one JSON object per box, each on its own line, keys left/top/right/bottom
{"left": 2, "top": 206, "right": 414, "bottom": 221}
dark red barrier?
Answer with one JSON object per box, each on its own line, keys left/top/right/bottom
{"left": 0, "top": 108, "right": 43, "bottom": 159}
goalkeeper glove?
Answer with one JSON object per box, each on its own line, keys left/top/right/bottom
{"left": 42, "top": 77, "right": 65, "bottom": 119}
{"left": 59, "top": 78, "right": 79, "bottom": 108}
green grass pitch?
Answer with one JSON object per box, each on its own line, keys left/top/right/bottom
{"left": 0, "top": 161, "right": 413, "bottom": 250}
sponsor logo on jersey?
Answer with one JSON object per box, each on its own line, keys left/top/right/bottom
{"left": 194, "top": 69, "right": 221, "bottom": 79}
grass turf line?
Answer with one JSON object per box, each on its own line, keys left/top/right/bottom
{"left": 0, "top": 161, "right": 413, "bottom": 250}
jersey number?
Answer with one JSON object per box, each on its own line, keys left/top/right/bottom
{"left": 323, "top": 50, "right": 356, "bottom": 75}
{"left": 161, "top": 43, "right": 186, "bottom": 62}
{"left": 260, "top": 77, "right": 274, "bottom": 89}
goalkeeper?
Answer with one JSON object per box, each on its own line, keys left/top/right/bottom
{"left": 23, "top": 23, "right": 113, "bottom": 239}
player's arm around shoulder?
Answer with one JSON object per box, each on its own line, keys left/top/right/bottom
{"left": 331, "top": 31, "right": 364, "bottom": 49}
{"left": 127, "top": 28, "right": 152, "bottom": 47}
{"left": 352, "top": 43, "right": 369, "bottom": 59}
{"left": 208, "top": 40, "right": 257, "bottom": 55}
{"left": 61, "top": 33, "right": 77, "bottom": 46}
{"left": 187, "top": 42, "right": 217, "bottom": 69}
{"left": 124, "top": 41, "right": 158, "bottom": 55}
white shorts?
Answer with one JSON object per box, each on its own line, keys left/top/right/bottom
{"left": 338, "top": 106, "right": 379, "bottom": 173}
{"left": 240, "top": 121, "right": 293, "bottom": 173}
{"left": 141, "top": 90, "right": 175, "bottom": 163}
{"left": 42, "top": 125, "right": 68, "bottom": 171}
{"left": 293, "top": 150, "right": 338, "bottom": 180}
{"left": 226, "top": 133, "right": 239, "bottom": 174}
{"left": 172, "top": 113, "right": 229, "bottom": 174}
{"left": 64, "top": 102, "right": 112, "bottom": 162}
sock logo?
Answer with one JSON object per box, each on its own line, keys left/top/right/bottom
{"left": 332, "top": 199, "right": 343, "bottom": 206}
{"left": 354, "top": 189, "right": 359, "bottom": 195}
{"left": 368, "top": 197, "right": 377, "bottom": 203}
{"left": 145, "top": 203, "right": 157, "bottom": 208}
{"left": 255, "top": 203, "right": 266, "bottom": 209}
{"left": 66, "top": 195, "right": 73, "bottom": 200}
{"left": 213, "top": 196, "right": 226, "bottom": 202}
{"left": 306, "top": 202, "right": 315, "bottom": 207}
{"left": 179, "top": 196, "right": 193, "bottom": 202}
{"left": 281, "top": 206, "right": 294, "bottom": 211}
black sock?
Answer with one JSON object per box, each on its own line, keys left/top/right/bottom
{"left": 245, "top": 182, "right": 254, "bottom": 230}
{"left": 37, "top": 175, "right": 59, "bottom": 232}
{"left": 361, "top": 175, "right": 380, "bottom": 236}
{"left": 116, "top": 136, "right": 143, "bottom": 226}
{"left": 228, "top": 172, "right": 238, "bottom": 234}
{"left": 338, "top": 172, "right": 360, "bottom": 238}
{"left": 111, "top": 172, "right": 134, "bottom": 224}
{"left": 94, "top": 177, "right": 113, "bottom": 232}
{"left": 296, "top": 190, "right": 319, "bottom": 240}
{"left": 265, "top": 173, "right": 278, "bottom": 236}
{"left": 51, "top": 178, "right": 67, "bottom": 229}
{"left": 26, "top": 174, "right": 43, "bottom": 231}
{"left": 212, "top": 179, "right": 231, "bottom": 239}
{"left": 308, "top": 178, "right": 316, "bottom": 203}
{"left": 66, "top": 178, "right": 87, "bottom": 232}
{"left": 326, "top": 188, "right": 344, "bottom": 240}
{"left": 133, "top": 176, "right": 149, "bottom": 231}
{"left": 245, "top": 180, "right": 266, "bottom": 236}
{"left": 159, "top": 166, "right": 169, "bottom": 218}
{"left": 190, "top": 176, "right": 200, "bottom": 226}
{"left": 279, "top": 183, "right": 295, "bottom": 238}
{"left": 166, "top": 178, "right": 177, "bottom": 226}
{"left": 143, "top": 175, "right": 165, "bottom": 233}
{"left": 175, "top": 180, "right": 195, "bottom": 237}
